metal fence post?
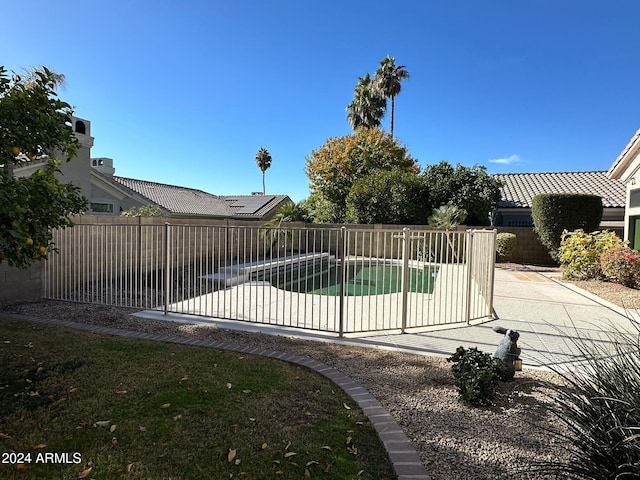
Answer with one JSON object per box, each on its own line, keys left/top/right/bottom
{"left": 464, "top": 229, "right": 474, "bottom": 324}
{"left": 487, "top": 229, "right": 497, "bottom": 318}
{"left": 401, "top": 227, "right": 410, "bottom": 333}
{"left": 338, "top": 226, "right": 346, "bottom": 337}
{"left": 164, "top": 222, "right": 170, "bottom": 316}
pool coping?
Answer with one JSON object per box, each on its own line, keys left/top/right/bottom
{"left": 4, "top": 313, "right": 432, "bottom": 480}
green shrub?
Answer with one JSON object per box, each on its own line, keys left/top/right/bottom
{"left": 531, "top": 194, "right": 603, "bottom": 261}
{"left": 534, "top": 320, "right": 640, "bottom": 478}
{"left": 447, "top": 346, "right": 505, "bottom": 406}
{"left": 600, "top": 245, "right": 640, "bottom": 288}
{"left": 345, "top": 168, "right": 430, "bottom": 224}
{"left": 558, "top": 229, "right": 624, "bottom": 280}
{"left": 495, "top": 232, "right": 516, "bottom": 262}
{"left": 121, "top": 205, "right": 163, "bottom": 217}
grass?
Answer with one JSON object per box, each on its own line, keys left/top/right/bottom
{"left": 0, "top": 318, "right": 395, "bottom": 479}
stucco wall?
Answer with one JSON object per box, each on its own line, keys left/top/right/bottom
{"left": 495, "top": 226, "right": 624, "bottom": 266}
{"left": 496, "top": 227, "right": 555, "bottom": 265}
{"left": 0, "top": 262, "right": 42, "bottom": 303}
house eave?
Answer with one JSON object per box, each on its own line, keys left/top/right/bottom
{"left": 608, "top": 128, "right": 640, "bottom": 181}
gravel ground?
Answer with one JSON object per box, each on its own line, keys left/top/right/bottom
{"left": 1, "top": 298, "right": 575, "bottom": 480}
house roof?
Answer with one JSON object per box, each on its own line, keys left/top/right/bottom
{"left": 113, "top": 176, "right": 235, "bottom": 217}
{"left": 608, "top": 128, "right": 640, "bottom": 181}
{"left": 492, "top": 171, "right": 626, "bottom": 209}
{"left": 223, "top": 195, "right": 290, "bottom": 217}
{"left": 111, "top": 176, "right": 290, "bottom": 218}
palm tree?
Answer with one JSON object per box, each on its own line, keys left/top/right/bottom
{"left": 428, "top": 205, "right": 467, "bottom": 262}
{"left": 374, "top": 56, "right": 410, "bottom": 137}
{"left": 346, "top": 73, "right": 386, "bottom": 130}
{"left": 255, "top": 147, "right": 272, "bottom": 194}
{"left": 260, "top": 201, "right": 306, "bottom": 257}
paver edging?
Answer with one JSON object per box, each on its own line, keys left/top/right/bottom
{"left": 3, "top": 314, "right": 432, "bottom": 480}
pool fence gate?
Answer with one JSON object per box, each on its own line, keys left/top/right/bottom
{"left": 43, "top": 222, "right": 496, "bottom": 336}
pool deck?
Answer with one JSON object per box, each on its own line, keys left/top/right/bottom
{"left": 147, "top": 262, "right": 483, "bottom": 334}
{"left": 137, "top": 265, "right": 640, "bottom": 370}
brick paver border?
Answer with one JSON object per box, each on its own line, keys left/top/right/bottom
{"left": 5, "top": 314, "right": 432, "bottom": 480}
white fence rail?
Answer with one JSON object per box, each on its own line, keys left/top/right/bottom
{"left": 43, "top": 224, "right": 496, "bottom": 335}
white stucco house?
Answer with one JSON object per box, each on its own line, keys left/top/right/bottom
{"left": 608, "top": 129, "right": 640, "bottom": 249}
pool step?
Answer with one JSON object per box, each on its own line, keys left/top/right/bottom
{"left": 202, "top": 253, "right": 336, "bottom": 288}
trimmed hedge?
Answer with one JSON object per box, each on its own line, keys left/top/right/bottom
{"left": 531, "top": 194, "right": 603, "bottom": 261}
{"left": 495, "top": 232, "right": 516, "bottom": 262}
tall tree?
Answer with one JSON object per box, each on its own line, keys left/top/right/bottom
{"left": 305, "top": 128, "right": 418, "bottom": 222}
{"left": 346, "top": 73, "right": 386, "bottom": 130}
{"left": 255, "top": 147, "right": 272, "bottom": 194}
{"left": 421, "top": 161, "right": 502, "bottom": 225}
{"left": 373, "top": 56, "right": 410, "bottom": 138}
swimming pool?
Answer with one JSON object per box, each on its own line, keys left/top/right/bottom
{"left": 254, "top": 259, "right": 437, "bottom": 296}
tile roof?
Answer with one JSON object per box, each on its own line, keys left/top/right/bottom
{"left": 111, "top": 177, "right": 291, "bottom": 218}
{"left": 492, "top": 171, "right": 626, "bottom": 209}
{"left": 113, "top": 176, "right": 234, "bottom": 217}
{"left": 222, "top": 195, "right": 290, "bottom": 217}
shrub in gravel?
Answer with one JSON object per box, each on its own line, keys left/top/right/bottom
{"left": 559, "top": 229, "right": 624, "bottom": 280}
{"left": 447, "top": 346, "right": 505, "bottom": 406}
{"left": 534, "top": 319, "right": 640, "bottom": 478}
{"left": 600, "top": 245, "right": 640, "bottom": 288}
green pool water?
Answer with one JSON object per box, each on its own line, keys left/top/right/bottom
{"left": 267, "top": 262, "right": 437, "bottom": 296}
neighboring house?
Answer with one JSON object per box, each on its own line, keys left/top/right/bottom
{"left": 109, "top": 175, "right": 291, "bottom": 220}
{"left": 14, "top": 115, "right": 291, "bottom": 221}
{"left": 607, "top": 129, "right": 640, "bottom": 248}
{"left": 492, "top": 171, "right": 625, "bottom": 231}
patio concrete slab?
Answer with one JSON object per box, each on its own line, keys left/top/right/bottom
{"left": 136, "top": 265, "right": 640, "bottom": 370}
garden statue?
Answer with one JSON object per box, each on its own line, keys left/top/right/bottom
{"left": 492, "top": 326, "right": 522, "bottom": 381}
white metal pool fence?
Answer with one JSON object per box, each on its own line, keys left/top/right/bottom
{"left": 43, "top": 224, "right": 496, "bottom": 336}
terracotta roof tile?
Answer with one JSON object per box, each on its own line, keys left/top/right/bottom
{"left": 492, "top": 171, "right": 625, "bottom": 209}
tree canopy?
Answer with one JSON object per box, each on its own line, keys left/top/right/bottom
{"left": 346, "top": 73, "right": 386, "bottom": 130}
{"left": 421, "top": 162, "right": 502, "bottom": 225}
{"left": 346, "top": 168, "right": 429, "bottom": 224}
{"left": 0, "top": 66, "right": 87, "bottom": 268}
{"left": 305, "top": 128, "right": 418, "bottom": 222}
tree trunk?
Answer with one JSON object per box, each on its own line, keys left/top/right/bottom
{"left": 390, "top": 95, "right": 395, "bottom": 138}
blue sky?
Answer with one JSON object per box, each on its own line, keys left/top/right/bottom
{"left": 3, "top": 1, "right": 640, "bottom": 202}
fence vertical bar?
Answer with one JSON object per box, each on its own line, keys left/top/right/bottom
{"left": 164, "top": 222, "right": 170, "bottom": 315}
{"left": 400, "top": 227, "right": 410, "bottom": 333}
{"left": 338, "top": 226, "right": 346, "bottom": 337}
{"left": 487, "top": 230, "right": 497, "bottom": 318}
{"left": 464, "top": 230, "right": 474, "bottom": 324}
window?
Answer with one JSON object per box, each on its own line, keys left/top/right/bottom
{"left": 505, "top": 218, "right": 533, "bottom": 227}
{"left": 75, "top": 121, "right": 86, "bottom": 135}
{"left": 90, "top": 202, "right": 114, "bottom": 213}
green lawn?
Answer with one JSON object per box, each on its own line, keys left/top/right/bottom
{"left": 0, "top": 318, "right": 395, "bottom": 479}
